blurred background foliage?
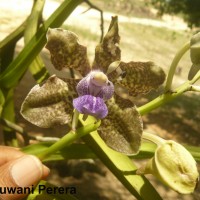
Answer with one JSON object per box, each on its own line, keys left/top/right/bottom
{"left": 149, "top": 0, "right": 200, "bottom": 28}
{"left": 92, "top": 0, "right": 200, "bottom": 28}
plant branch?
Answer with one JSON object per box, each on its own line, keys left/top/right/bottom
{"left": 37, "top": 119, "right": 101, "bottom": 161}
{"left": 84, "top": 0, "right": 104, "bottom": 42}
{"left": 164, "top": 42, "right": 190, "bottom": 92}
{"left": 138, "top": 81, "right": 192, "bottom": 115}
{"left": 142, "top": 131, "right": 165, "bottom": 146}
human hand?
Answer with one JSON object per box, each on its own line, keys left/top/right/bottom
{"left": 0, "top": 146, "right": 50, "bottom": 200}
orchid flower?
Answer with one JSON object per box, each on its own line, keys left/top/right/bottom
{"left": 21, "top": 16, "right": 165, "bottom": 155}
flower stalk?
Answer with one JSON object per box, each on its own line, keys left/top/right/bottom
{"left": 138, "top": 82, "right": 191, "bottom": 115}
{"left": 37, "top": 119, "right": 101, "bottom": 161}
{"left": 164, "top": 42, "right": 190, "bottom": 92}
{"left": 142, "top": 132, "right": 165, "bottom": 146}
{"left": 71, "top": 109, "right": 80, "bottom": 131}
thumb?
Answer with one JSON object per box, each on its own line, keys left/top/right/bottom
{"left": 0, "top": 155, "right": 50, "bottom": 200}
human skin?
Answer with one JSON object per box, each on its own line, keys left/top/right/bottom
{"left": 0, "top": 146, "right": 49, "bottom": 200}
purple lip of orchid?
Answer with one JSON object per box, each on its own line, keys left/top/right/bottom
{"left": 73, "top": 95, "right": 108, "bottom": 119}
{"left": 73, "top": 71, "right": 114, "bottom": 119}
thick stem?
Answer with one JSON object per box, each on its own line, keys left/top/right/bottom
{"left": 138, "top": 82, "right": 191, "bottom": 115}
{"left": 164, "top": 42, "right": 190, "bottom": 92}
{"left": 37, "top": 120, "right": 101, "bottom": 161}
{"left": 190, "top": 85, "right": 200, "bottom": 92}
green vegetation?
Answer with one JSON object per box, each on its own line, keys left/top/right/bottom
{"left": 151, "top": 0, "right": 200, "bottom": 28}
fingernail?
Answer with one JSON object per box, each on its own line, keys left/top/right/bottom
{"left": 11, "top": 155, "right": 43, "bottom": 187}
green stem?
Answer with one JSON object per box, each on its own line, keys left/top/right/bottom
{"left": 0, "top": 20, "right": 26, "bottom": 72}
{"left": 0, "top": 0, "right": 83, "bottom": 89}
{"left": 138, "top": 82, "right": 191, "bottom": 115}
{"left": 164, "top": 42, "right": 190, "bottom": 92}
{"left": 81, "top": 118, "right": 162, "bottom": 200}
{"left": 189, "top": 69, "right": 200, "bottom": 84}
{"left": 37, "top": 120, "right": 101, "bottom": 161}
{"left": 190, "top": 85, "right": 200, "bottom": 92}
{"left": 71, "top": 109, "right": 80, "bottom": 131}
{"left": 139, "top": 59, "right": 200, "bottom": 115}
{"left": 142, "top": 132, "right": 165, "bottom": 146}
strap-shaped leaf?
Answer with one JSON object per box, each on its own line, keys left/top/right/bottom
{"left": 98, "top": 97, "right": 143, "bottom": 155}
{"left": 20, "top": 75, "right": 74, "bottom": 128}
{"left": 45, "top": 28, "right": 91, "bottom": 76}
{"left": 92, "top": 16, "right": 121, "bottom": 73}
{"left": 110, "top": 61, "right": 165, "bottom": 96}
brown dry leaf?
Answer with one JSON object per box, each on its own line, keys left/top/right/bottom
{"left": 92, "top": 16, "right": 121, "bottom": 73}
{"left": 45, "top": 28, "right": 91, "bottom": 76}
{"left": 20, "top": 75, "right": 74, "bottom": 128}
{"left": 98, "top": 97, "right": 143, "bottom": 155}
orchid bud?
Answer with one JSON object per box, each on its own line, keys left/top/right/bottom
{"left": 137, "top": 140, "right": 199, "bottom": 194}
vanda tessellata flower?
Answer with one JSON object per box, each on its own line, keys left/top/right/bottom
{"left": 21, "top": 16, "right": 165, "bottom": 155}
{"left": 73, "top": 70, "right": 114, "bottom": 119}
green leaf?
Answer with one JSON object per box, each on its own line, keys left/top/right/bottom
{"left": 0, "top": 0, "right": 83, "bottom": 89}
{"left": 21, "top": 140, "right": 200, "bottom": 163}
{"left": 184, "top": 144, "right": 200, "bottom": 162}
{"left": 99, "top": 97, "right": 143, "bottom": 155}
{"left": 93, "top": 16, "right": 121, "bottom": 73}
{"left": 22, "top": 142, "right": 96, "bottom": 162}
{"left": 0, "top": 20, "right": 26, "bottom": 72}
{"left": 24, "top": 0, "right": 50, "bottom": 83}
{"left": 1, "top": 89, "right": 18, "bottom": 146}
{"left": 0, "top": 89, "right": 5, "bottom": 116}
{"left": 20, "top": 75, "right": 73, "bottom": 128}
{"left": 26, "top": 180, "right": 78, "bottom": 200}
{"left": 46, "top": 28, "right": 91, "bottom": 77}
{"left": 81, "top": 116, "right": 163, "bottom": 200}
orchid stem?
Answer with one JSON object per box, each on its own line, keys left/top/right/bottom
{"left": 138, "top": 82, "right": 191, "bottom": 115}
{"left": 37, "top": 119, "right": 101, "bottom": 161}
{"left": 142, "top": 131, "right": 165, "bottom": 146}
{"left": 164, "top": 42, "right": 190, "bottom": 92}
{"left": 72, "top": 109, "right": 80, "bottom": 131}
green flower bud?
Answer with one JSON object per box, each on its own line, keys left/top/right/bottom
{"left": 137, "top": 140, "right": 199, "bottom": 194}
{"left": 190, "top": 32, "right": 200, "bottom": 65}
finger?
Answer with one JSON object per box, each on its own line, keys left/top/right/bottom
{"left": 0, "top": 146, "right": 25, "bottom": 166}
{"left": 0, "top": 155, "right": 50, "bottom": 200}
{"left": 0, "top": 146, "right": 50, "bottom": 178}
